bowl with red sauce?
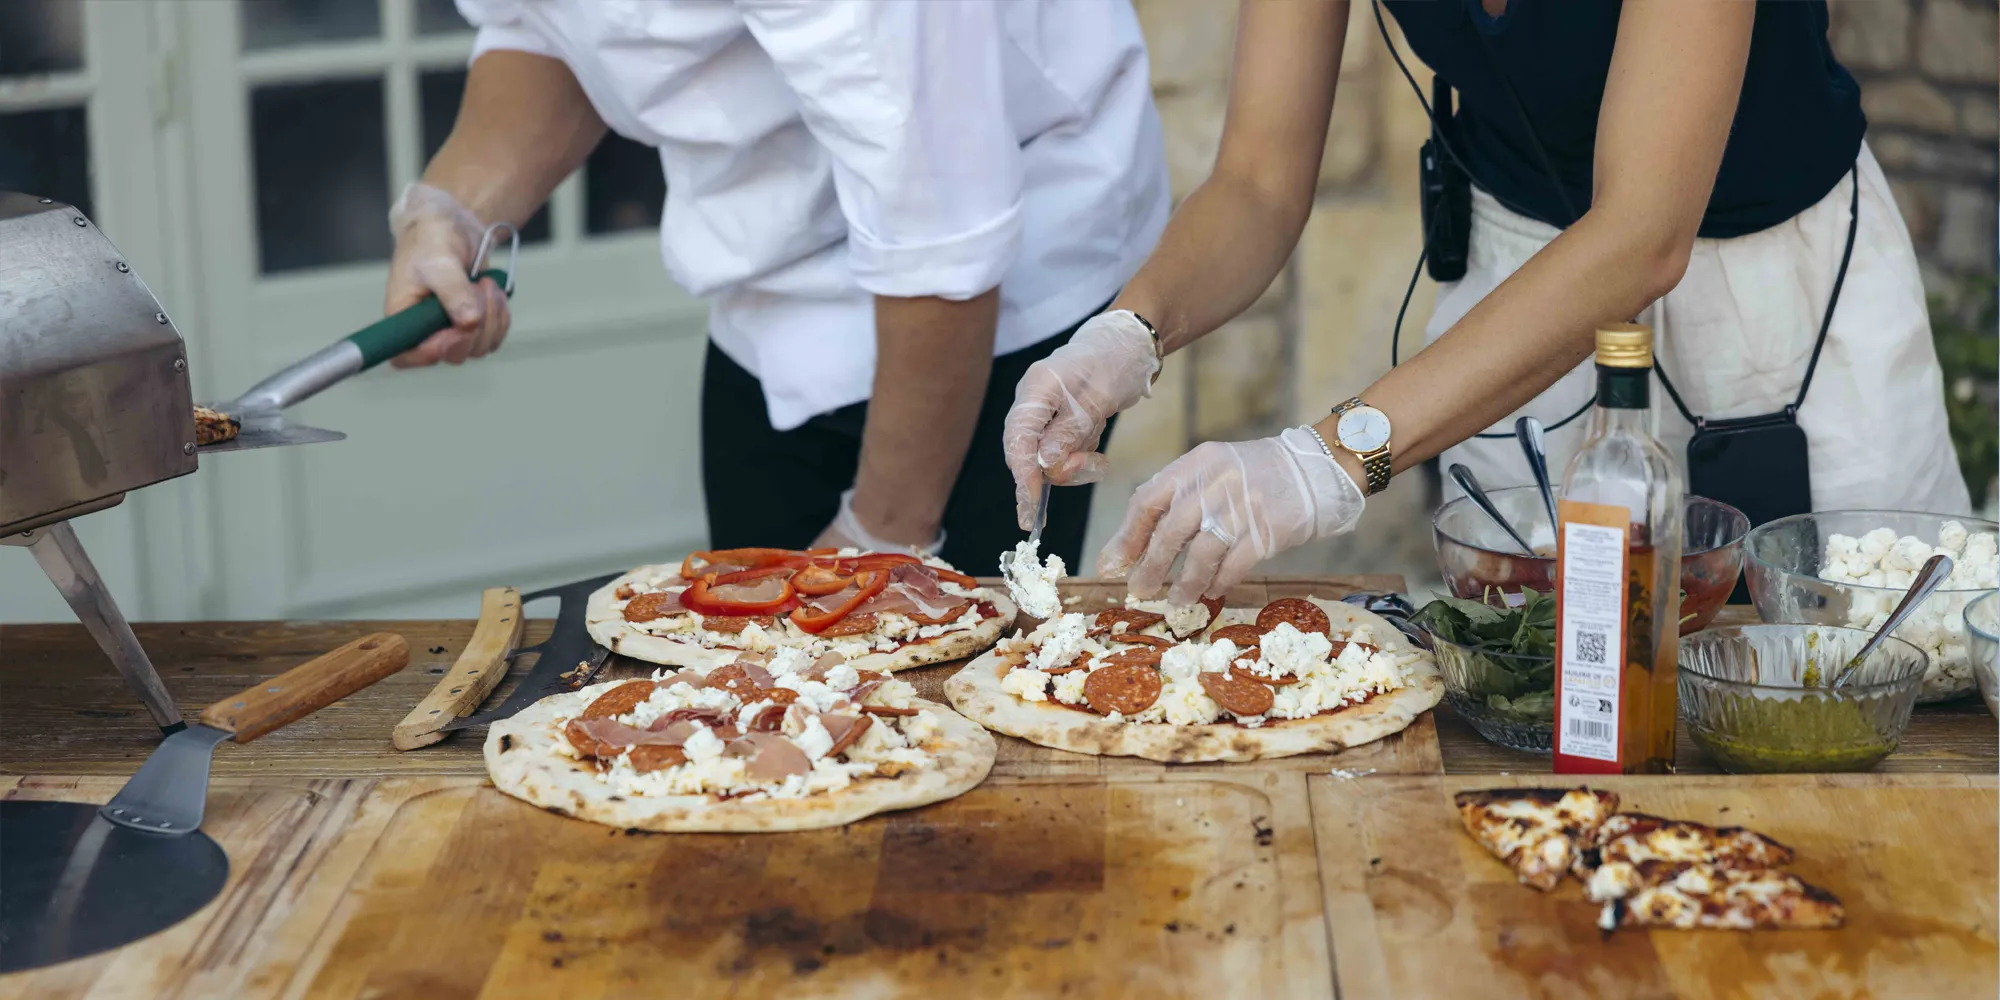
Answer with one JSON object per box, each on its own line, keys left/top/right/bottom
{"left": 1432, "top": 487, "right": 1749, "bottom": 634}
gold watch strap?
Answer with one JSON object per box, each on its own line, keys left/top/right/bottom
{"left": 1126, "top": 311, "right": 1164, "bottom": 386}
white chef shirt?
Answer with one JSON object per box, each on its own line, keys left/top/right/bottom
{"left": 458, "top": 0, "right": 1170, "bottom": 430}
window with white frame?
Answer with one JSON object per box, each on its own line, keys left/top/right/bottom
{"left": 0, "top": 0, "right": 92, "bottom": 215}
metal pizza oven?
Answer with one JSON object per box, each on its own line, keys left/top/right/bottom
{"left": 2, "top": 191, "right": 201, "bottom": 732}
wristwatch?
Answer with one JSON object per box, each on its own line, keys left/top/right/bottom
{"left": 1123, "top": 310, "right": 1164, "bottom": 387}
{"left": 1330, "top": 397, "right": 1394, "bottom": 495}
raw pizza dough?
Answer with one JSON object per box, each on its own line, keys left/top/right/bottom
{"left": 486, "top": 682, "right": 997, "bottom": 833}
{"left": 585, "top": 563, "right": 1017, "bottom": 674}
{"left": 945, "top": 597, "right": 1442, "bottom": 763}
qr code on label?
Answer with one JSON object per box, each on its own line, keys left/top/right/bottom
{"left": 1577, "top": 629, "right": 1608, "bottom": 665}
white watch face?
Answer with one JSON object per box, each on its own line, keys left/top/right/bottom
{"left": 1336, "top": 405, "right": 1392, "bottom": 453}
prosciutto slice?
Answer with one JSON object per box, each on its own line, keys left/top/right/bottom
{"left": 726, "top": 732, "right": 813, "bottom": 781}
{"left": 647, "top": 707, "right": 730, "bottom": 731}
{"left": 573, "top": 718, "right": 691, "bottom": 748}
{"left": 657, "top": 669, "right": 705, "bottom": 689}
{"left": 858, "top": 582, "right": 965, "bottom": 620}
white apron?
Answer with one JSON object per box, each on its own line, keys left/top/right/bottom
{"left": 1428, "top": 142, "right": 1973, "bottom": 517}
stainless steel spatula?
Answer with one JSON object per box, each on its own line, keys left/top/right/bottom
{"left": 0, "top": 633, "right": 409, "bottom": 972}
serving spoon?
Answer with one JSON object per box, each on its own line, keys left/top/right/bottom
{"left": 1515, "top": 416, "right": 1560, "bottom": 538}
{"left": 1826, "top": 553, "right": 1954, "bottom": 688}
{"left": 1448, "top": 464, "right": 1536, "bottom": 556}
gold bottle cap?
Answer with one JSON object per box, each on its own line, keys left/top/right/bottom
{"left": 1595, "top": 323, "right": 1653, "bottom": 368}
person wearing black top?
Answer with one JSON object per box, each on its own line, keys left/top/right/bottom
{"left": 1002, "top": 0, "right": 1969, "bottom": 605}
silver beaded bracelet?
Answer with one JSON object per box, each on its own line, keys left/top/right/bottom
{"left": 1302, "top": 424, "right": 1339, "bottom": 464}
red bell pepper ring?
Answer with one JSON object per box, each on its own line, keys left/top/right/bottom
{"left": 681, "top": 565, "right": 800, "bottom": 616}
{"left": 928, "top": 566, "right": 978, "bottom": 588}
{"left": 789, "top": 570, "right": 888, "bottom": 634}
{"left": 791, "top": 564, "right": 855, "bottom": 597}
{"left": 833, "top": 552, "right": 925, "bottom": 575}
{"left": 680, "top": 547, "right": 809, "bottom": 579}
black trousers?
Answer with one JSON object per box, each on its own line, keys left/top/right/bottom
{"left": 700, "top": 313, "right": 1111, "bottom": 574}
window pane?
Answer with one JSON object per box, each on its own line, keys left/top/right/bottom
{"left": 418, "top": 69, "right": 549, "bottom": 243}
{"left": 251, "top": 79, "right": 390, "bottom": 273}
{"left": 0, "top": 106, "right": 90, "bottom": 218}
{"left": 415, "top": 0, "right": 470, "bottom": 35}
{"left": 0, "top": 0, "right": 83, "bottom": 76}
{"left": 241, "top": 0, "right": 379, "bottom": 51}
{"left": 586, "top": 134, "right": 665, "bottom": 235}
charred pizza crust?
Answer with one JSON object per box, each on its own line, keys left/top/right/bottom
{"left": 1454, "top": 787, "right": 1621, "bottom": 891}
{"left": 585, "top": 562, "right": 1016, "bottom": 674}
{"left": 945, "top": 599, "right": 1442, "bottom": 763}
{"left": 485, "top": 680, "right": 996, "bottom": 833}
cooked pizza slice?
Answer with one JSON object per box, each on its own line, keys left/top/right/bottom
{"left": 1580, "top": 812, "right": 1798, "bottom": 901}
{"left": 1598, "top": 862, "right": 1844, "bottom": 931}
{"left": 1453, "top": 787, "right": 1621, "bottom": 891}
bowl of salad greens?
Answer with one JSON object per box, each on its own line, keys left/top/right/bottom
{"left": 1414, "top": 589, "right": 1558, "bottom": 753}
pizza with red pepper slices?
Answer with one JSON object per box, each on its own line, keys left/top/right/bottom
{"left": 945, "top": 595, "right": 1443, "bottom": 762}
{"left": 584, "top": 548, "right": 1017, "bottom": 673}
{"left": 485, "top": 650, "right": 996, "bottom": 832}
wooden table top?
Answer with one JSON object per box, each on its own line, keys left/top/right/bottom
{"left": 2, "top": 576, "right": 1995, "bottom": 998}
{"left": 1, "top": 586, "right": 1990, "bottom": 779}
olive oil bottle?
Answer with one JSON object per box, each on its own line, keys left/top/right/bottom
{"left": 1553, "top": 324, "right": 1684, "bottom": 775}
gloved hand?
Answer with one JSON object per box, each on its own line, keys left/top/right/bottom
{"left": 384, "top": 182, "right": 510, "bottom": 368}
{"left": 1001, "top": 310, "right": 1161, "bottom": 528}
{"left": 1098, "top": 427, "right": 1367, "bottom": 605}
{"left": 811, "top": 488, "right": 946, "bottom": 556}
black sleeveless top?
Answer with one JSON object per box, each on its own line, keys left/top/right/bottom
{"left": 1384, "top": 0, "right": 1864, "bottom": 239}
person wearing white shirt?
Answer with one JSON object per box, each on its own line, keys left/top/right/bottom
{"left": 382, "top": 0, "right": 1168, "bottom": 569}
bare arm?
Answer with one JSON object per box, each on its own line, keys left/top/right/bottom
{"left": 1114, "top": 0, "right": 1349, "bottom": 353}
{"left": 1311, "top": 0, "right": 1753, "bottom": 480}
{"left": 844, "top": 291, "right": 1000, "bottom": 546}
{"left": 418, "top": 50, "right": 607, "bottom": 227}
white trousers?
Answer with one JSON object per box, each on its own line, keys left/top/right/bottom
{"left": 1428, "top": 142, "right": 1972, "bottom": 516}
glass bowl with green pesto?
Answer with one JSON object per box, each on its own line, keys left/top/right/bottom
{"left": 1678, "top": 624, "right": 1928, "bottom": 773}
{"left": 1414, "top": 589, "right": 1558, "bottom": 753}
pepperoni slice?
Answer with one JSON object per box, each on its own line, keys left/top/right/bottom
{"left": 1210, "top": 624, "right": 1270, "bottom": 647}
{"left": 817, "top": 612, "right": 879, "bottom": 638}
{"left": 1043, "top": 652, "right": 1092, "bottom": 676}
{"left": 622, "top": 592, "right": 679, "bottom": 623}
{"left": 1109, "top": 633, "right": 1175, "bottom": 650}
{"left": 1199, "top": 595, "right": 1226, "bottom": 628}
{"left": 1095, "top": 608, "right": 1167, "bottom": 634}
{"left": 862, "top": 705, "right": 919, "bottom": 717}
{"left": 1249, "top": 672, "right": 1300, "bottom": 687}
{"left": 1101, "top": 646, "right": 1164, "bottom": 669}
{"left": 1198, "top": 671, "right": 1276, "bottom": 717}
{"left": 1328, "top": 639, "right": 1379, "bottom": 659}
{"left": 580, "top": 680, "right": 657, "bottom": 720}
{"left": 855, "top": 669, "right": 889, "bottom": 683}
{"left": 1256, "top": 597, "right": 1331, "bottom": 637}
{"left": 565, "top": 718, "right": 613, "bottom": 758}
{"left": 824, "top": 714, "right": 874, "bottom": 757}
{"left": 704, "top": 664, "right": 762, "bottom": 698}
{"left": 760, "top": 687, "right": 799, "bottom": 706}
{"left": 904, "top": 601, "right": 974, "bottom": 626}
{"left": 627, "top": 744, "right": 689, "bottom": 773}
{"left": 1083, "top": 662, "right": 1164, "bottom": 715}
{"left": 702, "top": 615, "right": 778, "bottom": 634}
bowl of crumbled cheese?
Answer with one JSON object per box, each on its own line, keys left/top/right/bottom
{"left": 1745, "top": 511, "right": 2000, "bottom": 703}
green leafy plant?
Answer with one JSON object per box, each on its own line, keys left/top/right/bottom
{"left": 1413, "top": 588, "right": 1557, "bottom": 721}
{"left": 1933, "top": 276, "right": 1997, "bottom": 508}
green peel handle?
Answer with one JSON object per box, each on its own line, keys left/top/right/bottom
{"left": 345, "top": 269, "right": 511, "bottom": 369}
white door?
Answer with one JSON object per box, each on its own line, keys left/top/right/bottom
{"left": 2, "top": 0, "right": 714, "bottom": 623}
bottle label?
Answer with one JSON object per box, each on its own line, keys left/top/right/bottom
{"left": 1554, "top": 499, "right": 1629, "bottom": 771}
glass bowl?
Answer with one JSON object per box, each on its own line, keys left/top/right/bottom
{"left": 1426, "top": 630, "right": 1555, "bottom": 753}
{"left": 1966, "top": 592, "right": 2000, "bottom": 718}
{"left": 1679, "top": 624, "right": 1927, "bottom": 773}
{"left": 1433, "top": 488, "right": 1749, "bottom": 635}
{"left": 1744, "top": 510, "right": 1999, "bottom": 703}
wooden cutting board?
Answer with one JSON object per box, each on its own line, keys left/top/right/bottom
{"left": 0, "top": 772, "right": 1336, "bottom": 1000}
{"left": 1311, "top": 773, "right": 1999, "bottom": 999}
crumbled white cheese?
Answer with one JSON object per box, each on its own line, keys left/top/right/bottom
{"left": 796, "top": 716, "right": 835, "bottom": 760}
{"left": 1001, "top": 539, "right": 1066, "bottom": 619}
{"left": 1051, "top": 669, "right": 1089, "bottom": 705}
{"left": 1002, "top": 668, "right": 1053, "bottom": 702}
{"left": 774, "top": 676, "right": 846, "bottom": 714}
{"left": 682, "top": 725, "right": 725, "bottom": 762}
{"left": 765, "top": 646, "right": 813, "bottom": 677}
{"left": 1158, "top": 643, "right": 1204, "bottom": 683}
{"left": 824, "top": 664, "right": 861, "bottom": 691}
{"left": 1199, "top": 639, "right": 1241, "bottom": 675}
{"left": 1124, "top": 596, "right": 1214, "bottom": 637}
{"left": 1260, "top": 623, "right": 1334, "bottom": 679}
{"left": 902, "top": 709, "right": 944, "bottom": 744}
{"left": 1025, "top": 613, "right": 1093, "bottom": 673}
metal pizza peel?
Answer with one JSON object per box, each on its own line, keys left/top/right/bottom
{"left": 200, "top": 225, "right": 517, "bottom": 454}
{"left": 0, "top": 634, "right": 410, "bottom": 972}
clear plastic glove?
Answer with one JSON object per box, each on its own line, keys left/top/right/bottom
{"left": 811, "top": 488, "right": 946, "bottom": 556}
{"left": 384, "top": 182, "right": 510, "bottom": 368}
{"left": 1098, "top": 427, "right": 1366, "bottom": 605}
{"left": 1001, "top": 310, "right": 1161, "bottom": 528}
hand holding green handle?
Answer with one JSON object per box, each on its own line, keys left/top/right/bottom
{"left": 345, "top": 268, "right": 512, "bottom": 369}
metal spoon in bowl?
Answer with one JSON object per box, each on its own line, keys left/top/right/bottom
{"left": 1448, "top": 463, "right": 1536, "bottom": 556}
{"left": 1515, "top": 416, "right": 1560, "bottom": 539}
{"left": 1829, "top": 553, "right": 1954, "bottom": 688}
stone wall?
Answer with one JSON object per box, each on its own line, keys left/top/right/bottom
{"left": 1080, "top": 0, "right": 1999, "bottom": 593}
